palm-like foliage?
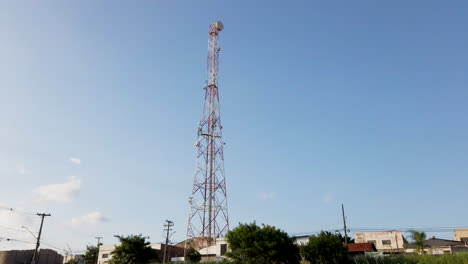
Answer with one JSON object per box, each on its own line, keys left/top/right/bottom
{"left": 408, "top": 230, "right": 426, "bottom": 254}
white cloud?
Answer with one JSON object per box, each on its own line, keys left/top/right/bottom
{"left": 69, "top": 157, "right": 81, "bottom": 165}
{"left": 70, "top": 212, "right": 110, "bottom": 228}
{"left": 33, "top": 177, "right": 81, "bottom": 203}
{"left": 322, "top": 193, "right": 335, "bottom": 203}
{"left": 257, "top": 192, "right": 276, "bottom": 200}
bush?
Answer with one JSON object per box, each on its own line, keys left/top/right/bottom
{"left": 225, "top": 222, "right": 300, "bottom": 264}
{"left": 302, "top": 231, "right": 348, "bottom": 264}
{"left": 353, "top": 253, "right": 468, "bottom": 264}
{"left": 185, "top": 247, "right": 201, "bottom": 263}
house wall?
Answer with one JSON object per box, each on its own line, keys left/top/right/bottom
{"left": 405, "top": 247, "right": 451, "bottom": 255}
{"left": 0, "top": 249, "right": 63, "bottom": 264}
{"left": 97, "top": 243, "right": 184, "bottom": 263}
{"left": 63, "top": 254, "right": 85, "bottom": 264}
{"left": 354, "top": 231, "right": 405, "bottom": 252}
{"left": 454, "top": 229, "right": 468, "bottom": 242}
{"left": 199, "top": 238, "right": 228, "bottom": 257}
{"left": 293, "top": 236, "right": 309, "bottom": 245}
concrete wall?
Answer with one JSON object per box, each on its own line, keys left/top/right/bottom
{"left": 199, "top": 238, "right": 228, "bottom": 258}
{"left": 454, "top": 229, "right": 468, "bottom": 242}
{"left": 97, "top": 243, "right": 184, "bottom": 264}
{"left": 293, "top": 236, "right": 309, "bottom": 246}
{"left": 0, "top": 249, "right": 63, "bottom": 264}
{"left": 63, "top": 254, "right": 84, "bottom": 264}
{"left": 354, "top": 231, "right": 406, "bottom": 252}
{"left": 405, "top": 247, "right": 452, "bottom": 255}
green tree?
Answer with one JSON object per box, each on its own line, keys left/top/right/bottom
{"left": 408, "top": 230, "right": 427, "bottom": 254}
{"left": 185, "top": 247, "right": 201, "bottom": 263}
{"left": 225, "top": 222, "right": 300, "bottom": 264}
{"left": 108, "top": 234, "right": 157, "bottom": 264}
{"left": 83, "top": 245, "right": 99, "bottom": 264}
{"left": 302, "top": 231, "right": 348, "bottom": 264}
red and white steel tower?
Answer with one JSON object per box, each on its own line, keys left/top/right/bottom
{"left": 186, "top": 21, "right": 229, "bottom": 248}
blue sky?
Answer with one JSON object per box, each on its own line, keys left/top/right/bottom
{"left": 1, "top": 0, "right": 468, "bottom": 253}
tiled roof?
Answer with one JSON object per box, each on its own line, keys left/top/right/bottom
{"left": 347, "top": 243, "right": 376, "bottom": 253}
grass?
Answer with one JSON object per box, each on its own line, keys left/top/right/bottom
{"left": 354, "top": 254, "right": 468, "bottom": 264}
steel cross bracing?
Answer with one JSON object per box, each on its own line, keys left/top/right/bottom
{"left": 186, "top": 21, "right": 229, "bottom": 249}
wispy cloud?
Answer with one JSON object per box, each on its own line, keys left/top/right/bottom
{"left": 69, "top": 157, "right": 81, "bottom": 165}
{"left": 17, "top": 165, "right": 28, "bottom": 175}
{"left": 71, "top": 212, "right": 110, "bottom": 228}
{"left": 33, "top": 177, "right": 81, "bottom": 203}
{"left": 257, "top": 192, "right": 277, "bottom": 200}
{"left": 322, "top": 193, "right": 335, "bottom": 204}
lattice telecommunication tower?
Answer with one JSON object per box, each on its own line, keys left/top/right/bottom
{"left": 186, "top": 21, "right": 229, "bottom": 248}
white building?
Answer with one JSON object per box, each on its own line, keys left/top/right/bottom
{"left": 292, "top": 235, "right": 310, "bottom": 246}
{"left": 97, "top": 243, "right": 184, "bottom": 264}
{"left": 63, "top": 254, "right": 84, "bottom": 264}
{"left": 354, "top": 231, "right": 407, "bottom": 252}
{"left": 97, "top": 244, "right": 114, "bottom": 264}
{"left": 198, "top": 238, "right": 228, "bottom": 262}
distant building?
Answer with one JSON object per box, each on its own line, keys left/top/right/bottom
{"left": 198, "top": 238, "right": 228, "bottom": 262}
{"left": 292, "top": 235, "right": 310, "bottom": 246}
{"left": 0, "top": 248, "right": 63, "bottom": 264}
{"left": 454, "top": 228, "right": 468, "bottom": 242}
{"left": 354, "top": 231, "right": 407, "bottom": 252}
{"left": 63, "top": 254, "right": 84, "bottom": 264}
{"left": 97, "top": 243, "right": 184, "bottom": 264}
{"left": 405, "top": 237, "right": 467, "bottom": 255}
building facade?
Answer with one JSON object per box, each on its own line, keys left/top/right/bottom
{"left": 354, "top": 231, "right": 407, "bottom": 252}
{"left": 292, "top": 235, "right": 310, "bottom": 246}
{"left": 454, "top": 228, "right": 468, "bottom": 242}
{"left": 97, "top": 243, "right": 184, "bottom": 264}
{"left": 0, "top": 249, "right": 63, "bottom": 264}
{"left": 63, "top": 254, "right": 84, "bottom": 264}
{"left": 198, "top": 238, "right": 228, "bottom": 262}
{"left": 405, "top": 237, "right": 467, "bottom": 255}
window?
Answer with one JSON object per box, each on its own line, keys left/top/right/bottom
{"left": 382, "top": 240, "right": 392, "bottom": 245}
{"left": 367, "top": 240, "right": 376, "bottom": 245}
{"left": 220, "top": 244, "right": 227, "bottom": 256}
{"left": 102, "top": 254, "right": 109, "bottom": 259}
{"left": 461, "top": 237, "right": 468, "bottom": 243}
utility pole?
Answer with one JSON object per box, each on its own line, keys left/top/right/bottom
{"left": 163, "top": 220, "right": 174, "bottom": 264}
{"left": 31, "top": 213, "right": 51, "bottom": 264}
{"left": 95, "top": 236, "right": 103, "bottom": 264}
{"left": 342, "top": 204, "right": 348, "bottom": 245}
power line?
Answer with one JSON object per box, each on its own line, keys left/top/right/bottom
{"left": 0, "top": 237, "right": 36, "bottom": 244}
{"left": 0, "top": 205, "right": 39, "bottom": 217}
{"left": 0, "top": 225, "right": 30, "bottom": 233}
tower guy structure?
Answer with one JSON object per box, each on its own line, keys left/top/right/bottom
{"left": 186, "top": 21, "right": 229, "bottom": 248}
